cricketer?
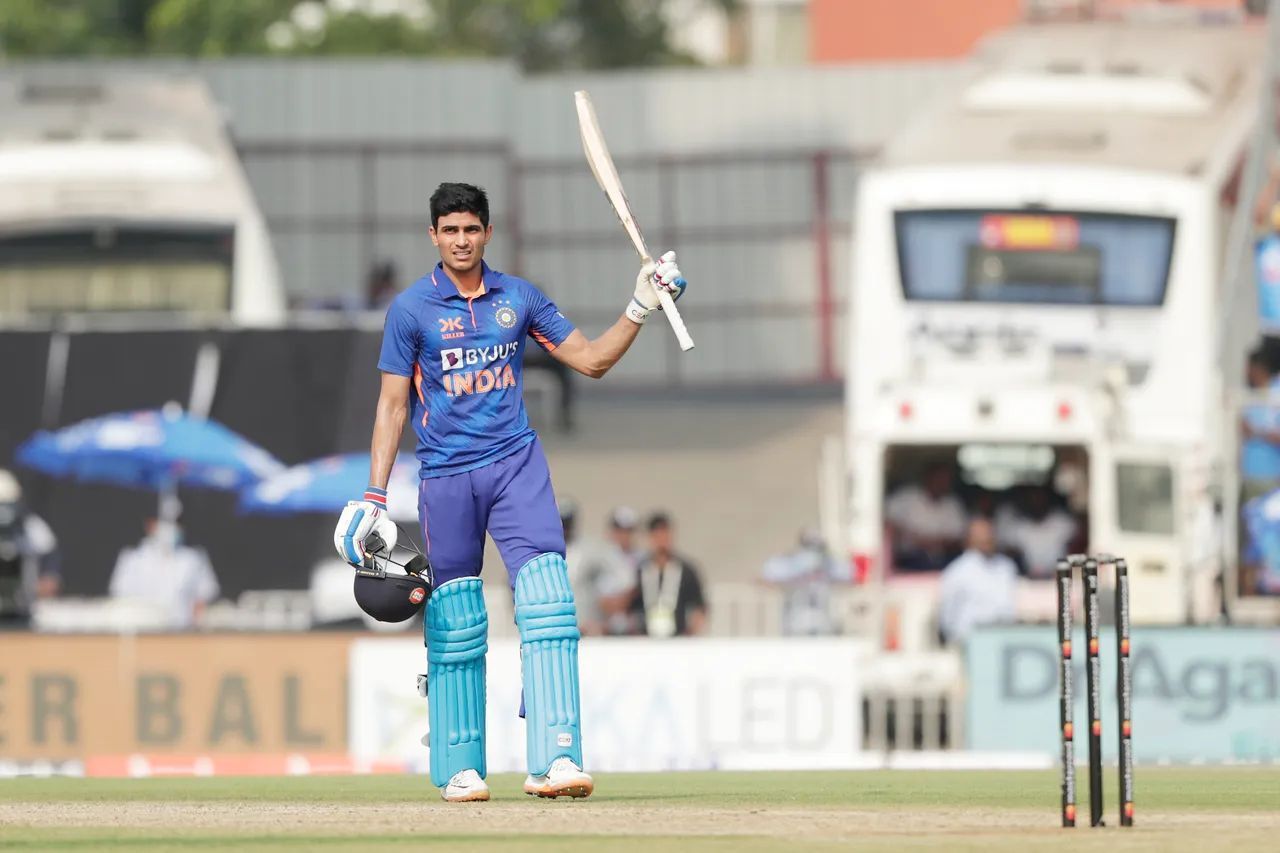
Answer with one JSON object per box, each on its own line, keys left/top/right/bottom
{"left": 334, "top": 182, "right": 686, "bottom": 802}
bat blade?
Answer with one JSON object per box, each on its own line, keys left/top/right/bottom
{"left": 575, "top": 90, "right": 694, "bottom": 352}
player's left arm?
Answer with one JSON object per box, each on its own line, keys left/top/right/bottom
{"left": 542, "top": 251, "right": 687, "bottom": 379}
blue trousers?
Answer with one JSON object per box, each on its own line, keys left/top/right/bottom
{"left": 418, "top": 437, "right": 566, "bottom": 588}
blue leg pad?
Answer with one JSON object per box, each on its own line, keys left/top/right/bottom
{"left": 514, "top": 553, "right": 583, "bottom": 776}
{"left": 425, "top": 576, "right": 488, "bottom": 788}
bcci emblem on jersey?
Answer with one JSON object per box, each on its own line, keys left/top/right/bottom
{"left": 495, "top": 305, "right": 518, "bottom": 329}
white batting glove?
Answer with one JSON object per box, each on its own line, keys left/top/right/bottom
{"left": 626, "top": 250, "right": 687, "bottom": 325}
{"left": 333, "top": 488, "right": 398, "bottom": 568}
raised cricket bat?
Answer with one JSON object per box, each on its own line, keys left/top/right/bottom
{"left": 574, "top": 90, "right": 695, "bottom": 352}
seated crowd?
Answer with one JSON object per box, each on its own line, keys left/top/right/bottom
{"left": 885, "top": 462, "right": 1086, "bottom": 579}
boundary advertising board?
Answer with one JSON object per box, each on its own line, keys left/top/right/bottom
{"left": 966, "top": 626, "right": 1280, "bottom": 762}
{"left": 350, "top": 638, "right": 864, "bottom": 772}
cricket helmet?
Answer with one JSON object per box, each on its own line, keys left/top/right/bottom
{"left": 353, "top": 531, "right": 432, "bottom": 622}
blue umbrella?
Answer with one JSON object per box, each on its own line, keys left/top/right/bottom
{"left": 239, "top": 452, "right": 420, "bottom": 522}
{"left": 17, "top": 407, "right": 283, "bottom": 493}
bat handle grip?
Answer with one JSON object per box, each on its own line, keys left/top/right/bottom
{"left": 657, "top": 289, "right": 695, "bottom": 351}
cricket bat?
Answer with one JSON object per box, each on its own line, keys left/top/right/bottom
{"left": 574, "top": 90, "right": 695, "bottom": 352}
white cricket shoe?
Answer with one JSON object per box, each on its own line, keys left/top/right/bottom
{"left": 441, "top": 769, "right": 490, "bottom": 803}
{"left": 523, "top": 757, "right": 594, "bottom": 799}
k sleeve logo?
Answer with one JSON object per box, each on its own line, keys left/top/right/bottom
{"left": 438, "top": 317, "right": 465, "bottom": 340}
{"left": 441, "top": 348, "right": 463, "bottom": 371}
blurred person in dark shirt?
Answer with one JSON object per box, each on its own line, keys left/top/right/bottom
{"left": 367, "top": 260, "right": 399, "bottom": 310}
{"left": 630, "top": 512, "right": 706, "bottom": 637}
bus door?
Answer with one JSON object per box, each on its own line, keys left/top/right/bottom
{"left": 1094, "top": 442, "right": 1186, "bottom": 624}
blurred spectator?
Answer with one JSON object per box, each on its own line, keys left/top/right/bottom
{"left": 0, "top": 469, "right": 61, "bottom": 628}
{"left": 1053, "top": 446, "right": 1090, "bottom": 516}
{"left": 606, "top": 505, "right": 643, "bottom": 565}
{"left": 1242, "top": 489, "right": 1280, "bottom": 596}
{"left": 938, "top": 519, "right": 1018, "bottom": 646}
{"left": 630, "top": 512, "right": 707, "bottom": 637}
{"left": 566, "top": 505, "right": 641, "bottom": 636}
{"left": 1241, "top": 349, "right": 1280, "bottom": 502}
{"left": 597, "top": 506, "right": 642, "bottom": 635}
{"left": 367, "top": 260, "right": 399, "bottom": 309}
{"left": 995, "top": 486, "right": 1077, "bottom": 579}
{"left": 1239, "top": 350, "right": 1280, "bottom": 595}
{"left": 760, "top": 527, "right": 844, "bottom": 636}
{"left": 109, "top": 515, "right": 219, "bottom": 629}
{"left": 1256, "top": 207, "right": 1280, "bottom": 336}
{"left": 885, "top": 463, "right": 967, "bottom": 571}
{"left": 966, "top": 487, "right": 999, "bottom": 520}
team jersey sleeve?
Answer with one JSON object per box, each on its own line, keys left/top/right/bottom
{"left": 526, "top": 284, "right": 576, "bottom": 352}
{"left": 377, "top": 295, "right": 420, "bottom": 376}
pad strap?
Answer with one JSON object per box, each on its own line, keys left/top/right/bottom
{"left": 514, "top": 553, "right": 583, "bottom": 775}
{"left": 425, "top": 576, "right": 488, "bottom": 787}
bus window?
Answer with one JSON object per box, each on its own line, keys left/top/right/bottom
{"left": 0, "top": 226, "right": 233, "bottom": 316}
{"left": 895, "top": 210, "right": 1175, "bottom": 306}
{"left": 1116, "top": 461, "right": 1175, "bottom": 535}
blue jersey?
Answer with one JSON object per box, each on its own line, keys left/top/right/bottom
{"left": 378, "top": 261, "right": 576, "bottom": 478}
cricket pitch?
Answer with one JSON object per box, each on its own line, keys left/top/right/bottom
{"left": 1, "top": 767, "right": 1276, "bottom": 851}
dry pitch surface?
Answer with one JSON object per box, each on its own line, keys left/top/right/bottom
{"left": 0, "top": 767, "right": 1276, "bottom": 851}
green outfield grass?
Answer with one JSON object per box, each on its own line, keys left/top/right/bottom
{"left": 0, "top": 767, "right": 1276, "bottom": 851}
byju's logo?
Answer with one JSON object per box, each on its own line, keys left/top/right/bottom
{"left": 441, "top": 348, "right": 463, "bottom": 371}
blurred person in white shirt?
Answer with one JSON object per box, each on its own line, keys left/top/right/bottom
{"left": 996, "top": 486, "right": 1078, "bottom": 579}
{"left": 938, "top": 518, "right": 1018, "bottom": 646}
{"left": 109, "top": 514, "right": 219, "bottom": 629}
{"left": 760, "top": 527, "right": 845, "bottom": 636}
{"left": 563, "top": 501, "right": 639, "bottom": 636}
{"left": 596, "top": 506, "right": 642, "bottom": 635}
{"left": 885, "top": 463, "right": 967, "bottom": 572}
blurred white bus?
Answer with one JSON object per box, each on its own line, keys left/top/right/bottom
{"left": 0, "top": 77, "right": 284, "bottom": 325}
{"left": 843, "top": 21, "right": 1265, "bottom": 624}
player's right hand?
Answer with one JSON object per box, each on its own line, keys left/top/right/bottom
{"left": 334, "top": 491, "right": 397, "bottom": 567}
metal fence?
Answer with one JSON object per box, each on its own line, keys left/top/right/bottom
{"left": 4, "top": 57, "right": 957, "bottom": 384}
{"left": 240, "top": 140, "right": 864, "bottom": 385}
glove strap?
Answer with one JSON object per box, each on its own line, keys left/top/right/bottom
{"left": 363, "top": 485, "right": 388, "bottom": 509}
{"left": 625, "top": 297, "right": 652, "bottom": 325}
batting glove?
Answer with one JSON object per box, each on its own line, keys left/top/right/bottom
{"left": 627, "top": 250, "right": 687, "bottom": 324}
{"left": 334, "top": 486, "right": 398, "bottom": 568}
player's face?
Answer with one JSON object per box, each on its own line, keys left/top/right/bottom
{"left": 430, "top": 212, "right": 492, "bottom": 275}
